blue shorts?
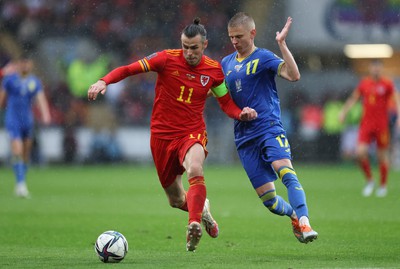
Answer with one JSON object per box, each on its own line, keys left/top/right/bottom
{"left": 237, "top": 132, "right": 292, "bottom": 189}
{"left": 6, "top": 121, "right": 33, "bottom": 140}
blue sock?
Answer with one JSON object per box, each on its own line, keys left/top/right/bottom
{"left": 22, "top": 163, "right": 28, "bottom": 175}
{"left": 260, "top": 189, "right": 294, "bottom": 217}
{"left": 12, "top": 158, "right": 26, "bottom": 184}
{"left": 278, "top": 166, "right": 309, "bottom": 219}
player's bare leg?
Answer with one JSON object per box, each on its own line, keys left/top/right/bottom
{"left": 164, "top": 175, "right": 187, "bottom": 210}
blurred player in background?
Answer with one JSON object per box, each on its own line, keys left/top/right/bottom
{"left": 339, "top": 59, "right": 400, "bottom": 197}
{"left": 0, "top": 56, "right": 51, "bottom": 198}
{"left": 221, "top": 12, "right": 318, "bottom": 243}
{"left": 88, "top": 18, "right": 257, "bottom": 252}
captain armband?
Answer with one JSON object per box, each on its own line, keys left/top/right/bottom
{"left": 210, "top": 82, "right": 229, "bottom": 98}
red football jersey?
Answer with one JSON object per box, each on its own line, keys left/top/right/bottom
{"left": 357, "top": 76, "right": 394, "bottom": 127}
{"left": 141, "top": 49, "right": 224, "bottom": 139}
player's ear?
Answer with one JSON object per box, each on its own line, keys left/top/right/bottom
{"left": 250, "top": 28, "right": 256, "bottom": 38}
{"left": 203, "top": 39, "right": 208, "bottom": 50}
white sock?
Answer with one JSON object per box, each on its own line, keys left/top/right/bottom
{"left": 299, "top": 216, "right": 310, "bottom": 227}
{"left": 290, "top": 211, "right": 297, "bottom": 220}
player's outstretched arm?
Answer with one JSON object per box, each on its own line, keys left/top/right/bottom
{"left": 88, "top": 60, "right": 151, "bottom": 101}
{"left": 276, "top": 17, "right": 300, "bottom": 82}
{"left": 338, "top": 89, "right": 360, "bottom": 123}
{"left": 88, "top": 80, "right": 107, "bottom": 101}
{"left": 36, "top": 91, "right": 51, "bottom": 125}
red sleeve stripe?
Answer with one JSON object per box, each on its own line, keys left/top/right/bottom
{"left": 166, "top": 49, "right": 181, "bottom": 56}
{"left": 204, "top": 58, "right": 219, "bottom": 68}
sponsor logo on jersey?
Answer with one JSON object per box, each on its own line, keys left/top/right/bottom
{"left": 200, "top": 75, "right": 210, "bottom": 86}
{"left": 226, "top": 70, "right": 232, "bottom": 76}
{"left": 186, "top": 74, "right": 196, "bottom": 80}
{"left": 171, "top": 70, "right": 180, "bottom": 76}
{"left": 234, "top": 64, "right": 243, "bottom": 72}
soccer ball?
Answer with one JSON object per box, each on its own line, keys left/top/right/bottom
{"left": 94, "top": 230, "right": 128, "bottom": 263}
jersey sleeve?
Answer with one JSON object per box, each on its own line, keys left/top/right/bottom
{"left": 263, "top": 50, "right": 284, "bottom": 76}
{"left": 211, "top": 65, "right": 241, "bottom": 119}
{"left": 211, "top": 82, "right": 229, "bottom": 97}
{"left": 101, "top": 51, "right": 167, "bottom": 85}
{"left": 2, "top": 75, "right": 13, "bottom": 92}
{"left": 216, "top": 91, "right": 241, "bottom": 120}
{"left": 212, "top": 64, "right": 225, "bottom": 87}
{"left": 202, "top": 55, "right": 225, "bottom": 88}
{"left": 142, "top": 51, "right": 167, "bottom": 72}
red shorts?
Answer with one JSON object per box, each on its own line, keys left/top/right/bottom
{"left": 358, "top": 123, "right": 390, "bottom": 149}
{"left": 150, "top": 130, "right": 208, "bottom": 188}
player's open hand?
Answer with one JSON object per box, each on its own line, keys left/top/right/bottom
{"left": 88, "top": 80, "right": 107, "bottom": 101}
{"left": 276, "top": 17, "right": 292, "bottom": 44}
{"left": 239, "top": 107, "right": 258, "bottom": 121}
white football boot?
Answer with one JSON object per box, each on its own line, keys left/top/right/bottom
{"left": 202, "top": 198, "right": 219, "bottom": 238}
{"left": 15, "top": 182, "right": 30, "bottom": 198}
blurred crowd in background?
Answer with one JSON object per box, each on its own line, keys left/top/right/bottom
{"left": 0, "top": 0, "right": 237, "bottom": 126}
{"left": 0, "top": 0, "right": 399, "bottom": 166}
{"left": 0, "top": 0, "right": 243, "bottom": 164}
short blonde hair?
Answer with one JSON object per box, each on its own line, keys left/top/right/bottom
{"left": 228, "top": 12, "right": 255, "bottom": 30}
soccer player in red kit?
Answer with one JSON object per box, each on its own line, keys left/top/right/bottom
{"left": 339, "top": 59, "right": 400, "bottom": 197}
{"left": 88, "top": 18, "right": 257, "bottom": 252}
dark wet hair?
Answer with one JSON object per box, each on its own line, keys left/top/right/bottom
{"left": 182, "top": 17, "right": 207, "bottom": 41}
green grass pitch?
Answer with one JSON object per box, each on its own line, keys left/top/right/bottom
{"left": 0, "top": 163, "right": 399, "bottom": 268}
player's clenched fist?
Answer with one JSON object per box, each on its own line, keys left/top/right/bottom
{"left": 239, "top": 107, "right": 257, "bottom": 121}
{"left": 88, "top": 80, "right": 107, "bottom": 101}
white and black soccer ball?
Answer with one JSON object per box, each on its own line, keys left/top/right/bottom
{"left": 94, "top": 230, "right": 128, "bottom": 263}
